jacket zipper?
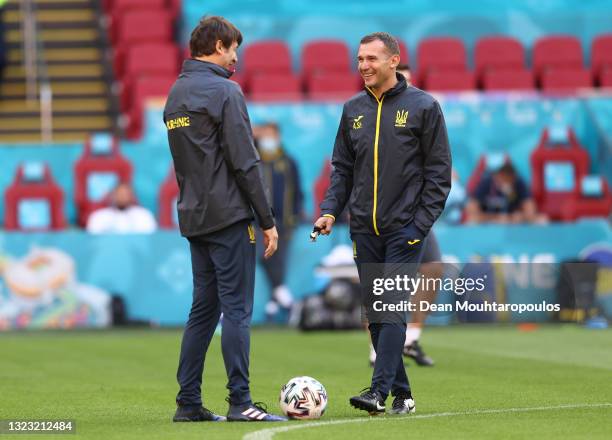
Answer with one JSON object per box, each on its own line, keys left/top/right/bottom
{"left": 366, "top": 87, "right": 384, "bottom": 236}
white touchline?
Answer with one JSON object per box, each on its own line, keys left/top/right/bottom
{"left": 242, "top": 403, "right": 612, "bottom": 440}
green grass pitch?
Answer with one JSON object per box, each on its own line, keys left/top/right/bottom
{"left": 1, "top": 325, "right": 611, "bottom": 439}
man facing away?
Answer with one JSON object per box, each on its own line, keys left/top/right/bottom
{"left": 314, "top": 33, "right": 452, "bottom": 415}
{"left": 164, "top": 16, "right": 286, "bottom": 422}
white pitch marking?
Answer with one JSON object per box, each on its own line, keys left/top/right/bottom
{"left": 243, "top": 403, "right": 612, "bottom": 440}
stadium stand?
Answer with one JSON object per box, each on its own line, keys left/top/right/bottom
{"left": 0, "top": 0, "right": 116, "bottom": 143}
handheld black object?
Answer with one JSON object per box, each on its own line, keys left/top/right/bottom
{"left": 310, "top": 226, "right": 322, "bottom": 242}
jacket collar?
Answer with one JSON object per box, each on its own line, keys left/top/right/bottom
{"left": 365, "top": 72, "right": 407, "bottom": 100}
{"left": 182, "top": 59, "right": 233, "bottom": 78}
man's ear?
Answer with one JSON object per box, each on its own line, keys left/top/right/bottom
{"left": 389, "top": 54, "right": 400, "bottom": 69}
{"left": 215, "top": 40, "right": 225, "bottom": 55}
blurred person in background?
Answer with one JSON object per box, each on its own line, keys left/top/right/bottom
{"left": 0, "top": 0, "right": 6, "bottom": 82}
{"left": 465, "top": 162, "right": 547, "bottom": 224}
{"left": 86, "top": 182, "right": 157, "bottom": 234}
{"left": 253, "top": 122, "right": 303, "bottom": 320}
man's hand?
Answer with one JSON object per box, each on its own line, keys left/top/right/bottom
{"left": 314, "top": 216, "right": 335, "bottom": 236}
{"left": 262, "top": 226, "right": 278, "bottom": 259}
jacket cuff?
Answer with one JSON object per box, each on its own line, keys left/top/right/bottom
{"left": 322, "top": 213, "right": 336, "bottom": 221}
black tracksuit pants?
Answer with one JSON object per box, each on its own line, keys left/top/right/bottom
{"left": 352, "top": 222, "right": 426, "bottom": 401}
{"left": 176, "top": 220, "right": 255, "bottom": 407}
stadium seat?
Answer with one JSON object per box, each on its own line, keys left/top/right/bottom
{"left": 474, "top": 36, "right": 525, "bottom": 81}
{"left": 113, "top": 10, "right": 173, "bottom": 46}
{"left": 110, "top": 0, "right": 167, "bottom": 17}
{"left": 74, "top": 135, "right": 133, "bottom": 226}
{"left": 122, "top": 43, "right": 179, "bottom": 79}
{"left": 541, "top": 68, "right": 592, "bottom": 92}
{"left": 4, "top": 164, "right": 66, "bottom": 231}
{"left": 307, "top": 72, "right": 361, "bottom": 101}
{"left": 417, "top": 37, "right": 467, "bottom": 74}
{"left": 301, "top": 40, "right": 352, "bottom": 84}
{"left": 591, "top": 34, "right": 612, "bottom": 85}
{"left": 530, "top": 128, "right": 590, "bottom": 220}
{"left": 126, "top": 75, "right": 176, "bottom": 139}
{"left": 397, "top": 39, "right": 409, "bottom": 66}
{"left": 482, "top": 69, "right": 535, "bottom": 91}
{"left": 120, "top": 43, "right": 179, "bottom": 111}
{"left": 532, "top": 35, "right": 584, "bottom": 82}
{"left": 559, "top": 176, "right": 612, "bottom": 221}
{"left": 230, "top": 73, "right": 247, "bottom": 92}
{"left": 600, "top": 67, "right": 612, "bottom": 88}
{"left": 249, "top": 73, "right": 303, "bottom": 102}
{"left": 423, "top": 70, "right": 476, "bottom": 92}
{"left": 242, "top": 40, "right": 293, "bottom": 88}
{"left": 158, "top": 166, "right": 179, "bottom": 229}
{"left": 116, "top": 42, "right": 179, "bottom": 82}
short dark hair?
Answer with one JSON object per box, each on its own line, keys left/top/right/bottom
{"left": 497, "top": 163, "right": 516, "bottom": 177}
{"left": 189, "top": 16, "right": 243, "bottom": 58}
{"left": 397, "top": 63, "right": 411, "bottom": 72}
{"left": 359, "top": 32, "right": 400, "bottom": 56}
{"left": 262, "top": 121, "right": 280, "bottom": 133}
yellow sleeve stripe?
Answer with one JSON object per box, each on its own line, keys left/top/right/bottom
{"left": 322, "top": 214, "right": 336, "bottom": 220}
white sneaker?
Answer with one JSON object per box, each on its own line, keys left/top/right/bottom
{"left": 273, "top": 285, "right": 293, "bottom": 309}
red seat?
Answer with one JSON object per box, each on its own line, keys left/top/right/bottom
{"left": 417, "top": 37, "right": 467, "bottom": 74}
{"left": 397, "top": 39, "right": 409, "bottom": 65}
{"left": 122, "top": 42, "right": 179, "bottom": 79}
{"left": 601, "top": 67, "right": 612, "bottom": 87}
{"left": 530, "top": 128, "right": 590, "bottom": 220}
{"left": 242, "top": 40, "right": 292, "bottom": 88}
{"left": 111, "top": 0, "right": 167, "bottom": 16}
{"left": 158, "top": 165, "right": 179, "bottom": 229}
{"left": 307, "top": 72, "right": 360, "bottom": 101}
{"left": 249, "top": 73, "right": 302, "bottom": 102}
{"left": 532, "top": 35, "right": 583, "bottom": 82}
{"left": 127, "top": 75, "right": 176, "bottom": 139}
{"left": 474, "top": 36, "right": 525, "bottom": 81}
{"left": 229, "top": 72, "right": 247, "bottom": 92}
{"left": 74, "top": 136, "right": 133, "bottom": 226}
{"left": 120, "top": 43, "right": 179, "bottom": 110}
{"left": 482, "top": 69, "right": 535, "bottom": 91}
{"left": 591, "top": 34, "right": 612, "bottom": 84}
{"left": 302, "top": 40, "right": 352, "bottom": 84}
{"left": 560, "top": 178, "right": 612, "bottom": 221}
{"left": 541, "top": 67, "right": 592, "bottom": 92}
{"left": 113, "top": 10, "right": 173, "bottom": 45}
{"left": 4, "top": 164, "right": 66, "bottom": 231}
{"left": 423, "top": 70, "right": 475, "bottom": 92}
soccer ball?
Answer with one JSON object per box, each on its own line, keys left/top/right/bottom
{"left": 279, "top": 376, "right": 328, "bottom": 419}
